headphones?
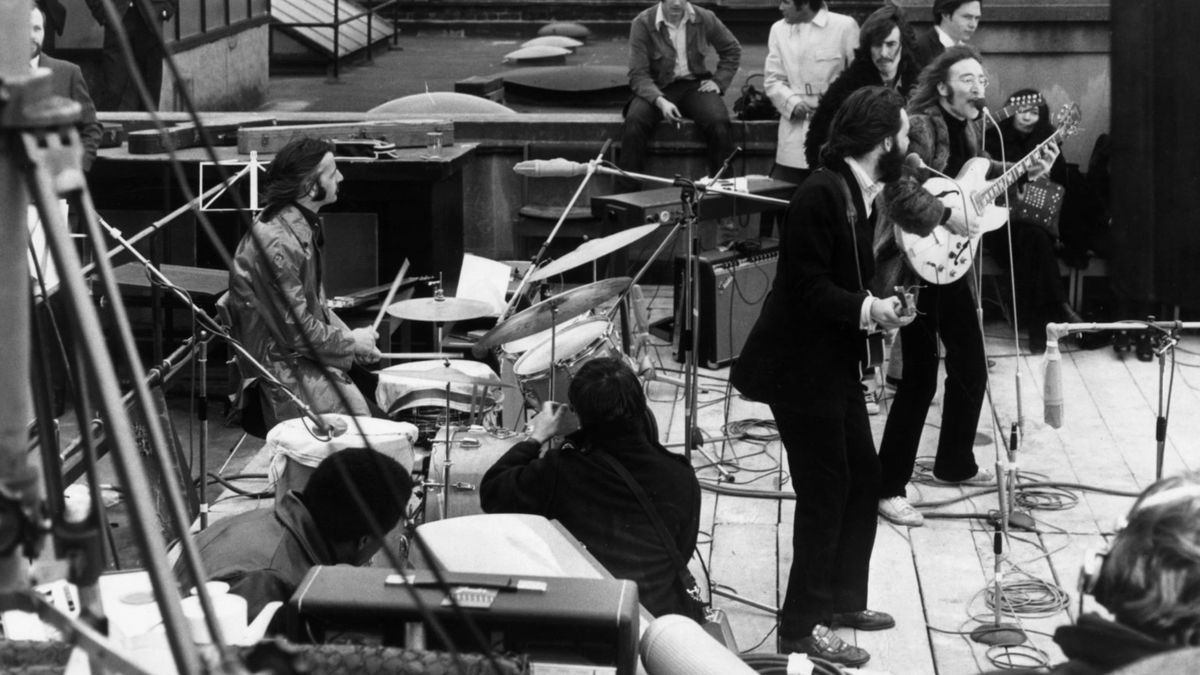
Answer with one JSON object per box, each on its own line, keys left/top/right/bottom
{"left": 1078, "top": 483, "right": 1200, "bottom": 599}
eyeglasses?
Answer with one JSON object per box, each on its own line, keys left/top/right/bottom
{"left": 956, "top": 75, "right": 989, "bottom": 89}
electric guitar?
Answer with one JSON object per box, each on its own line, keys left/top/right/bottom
{"left": 898, "top": 103, "right": 1081, "bottom": 284}
{"left": 988, "top": 92, "right": 1043, "bottom": 125}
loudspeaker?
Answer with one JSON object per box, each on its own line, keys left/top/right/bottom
{"left": 673, "top": 240, "right": 778, "bottom": 368}
{"left": 287, "top": 566, "right": 640, "bottom": 675}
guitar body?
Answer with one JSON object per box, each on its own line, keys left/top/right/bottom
{"left": 896, "top": 157, "right": 1009, "bottom": 284}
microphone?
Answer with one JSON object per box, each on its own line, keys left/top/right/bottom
{"left": 639, "top": 614, "right": 757, "bottom": 675}
{"left": 1044, "top": 337, "right": 1064, "bottom": 428}
{"left": 971, "top": 98, "right": 988, "bottom": 113}
{"left": 904, "top": 152, "right": 927, "bottom": 172}
{"left": 513, "top": 158, "right": 591, "bottom": 178}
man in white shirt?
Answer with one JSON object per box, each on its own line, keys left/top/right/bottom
{"left": 912, "top": 0, "right": 981, "bottom": 69}
{"left": 762, "top": 0, "right": 858, "bottom": 218}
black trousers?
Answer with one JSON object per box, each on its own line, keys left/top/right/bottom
{"left": 878, "top": 276, "right": 987, "bottom": 498}
{"left": 984, "top": 220, "right": 1067, "bottom": 345}
{"left": 773, "top": 386, "right": 880, "bottom": 640}
{"left": 99, "top": 6, "right": 165, "bottom": 111}
{"left": 619, "top": 79, "right": 733, "bottom": 185}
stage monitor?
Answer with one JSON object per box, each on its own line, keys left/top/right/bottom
{"left": 287, "top": 566, "right": 639, "bottom": 675}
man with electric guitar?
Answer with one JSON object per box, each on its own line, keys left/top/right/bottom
{"left": 873, "top": 45, "right": 1063, "bottom": 527}
{"left": 733, "top": 86, "right": 915, "bottom": 666}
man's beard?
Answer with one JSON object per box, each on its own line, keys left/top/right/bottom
{"left": 878, "top": 141, "right": 905, "bottom": 183}
{"left": 31, "top": 41, "right": 41, "bottom": 61}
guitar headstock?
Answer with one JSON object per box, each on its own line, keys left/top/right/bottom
{"left": 1054, "top": 103, "right": 1082, "bottom": 139}
{"left": 1005, "top": 92, "right": 1043, "bottom": 115}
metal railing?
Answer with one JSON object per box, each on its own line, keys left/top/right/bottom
{"left": 271, "top": 0, "right": 400, "bottom": 78}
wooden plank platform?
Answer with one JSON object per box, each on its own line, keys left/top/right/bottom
{"left": 195, "top": 284, "right": 1199, "bottom": 673}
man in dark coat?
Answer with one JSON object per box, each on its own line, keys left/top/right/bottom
{"left": 911, "top": 0, "right": 981, "bottom": 70}
{"left": 804, "top": 3, "right": 920, "bottom": 169}
{"left": 480, "top": 357, "right": 701, "bottom": 620}
{"left": 175, "top": 447, "right": 412, "bottom": 632}
{"left": 32, "top": 4, "right": 102, "bottom": 171}
{"left": 86, "top": 0, "right": 177, "bottom": 110}
{"left": 874, "top": 46, "right": 1057, "bottom": 528}
{"left": 731, "top": 86, "right": 915, "bottom": 667}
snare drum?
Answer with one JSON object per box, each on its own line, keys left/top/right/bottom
{"left": 424, "top": 428, "right": 520, "bottom": 521}
{"left": 512, "top": 319, "right": 621, "bottom": 408}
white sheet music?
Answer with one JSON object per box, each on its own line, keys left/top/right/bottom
{"left": 456, "top": 253, "right": 511, "bottom": 315}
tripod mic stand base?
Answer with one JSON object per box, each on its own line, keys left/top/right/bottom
{"left": 970, "top": 622, "right": 1026, "bottom": 646}
{"left": 987, "top": 509, "right": 1037, "bottom": 532}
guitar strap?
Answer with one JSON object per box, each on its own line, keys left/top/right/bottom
{"left": 825, "top": 169, "right": 884, "bottom": 372}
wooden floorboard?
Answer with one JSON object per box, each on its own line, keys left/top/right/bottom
{"left": 187, "top": 284, "right": 1200, "bottom": 673}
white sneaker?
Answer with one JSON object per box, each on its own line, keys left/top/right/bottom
{"left": 878, "top": 496, "right": 924, "bottom": 527}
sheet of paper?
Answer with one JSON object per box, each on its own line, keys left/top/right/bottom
{"left": 456, "top": 253, "right": 511, "bottom": 315}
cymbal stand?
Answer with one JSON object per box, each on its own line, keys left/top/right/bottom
{"left": 442, "top": 377, "right": 453, "bottom": 519}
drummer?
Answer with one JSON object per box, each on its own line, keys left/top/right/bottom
{"left": 479, "top": 357, "right": 702, "bottom": 620}
{"left": 224, "top": 138, "right": 383, "bottom": 429}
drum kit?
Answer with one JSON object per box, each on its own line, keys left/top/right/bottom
{"left": 377, "top": 224, "right": 660, "bottom": 521}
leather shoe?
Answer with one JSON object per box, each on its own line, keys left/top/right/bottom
{"left": 779, "top": 625, "right": 870, "bottom": 667}
{"left": 830, "top": 609, "right": 895, "bottom": 631}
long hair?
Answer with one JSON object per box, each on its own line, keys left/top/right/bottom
{"left": 261, "top": 138, "right": 333, "bottom": 220}
{"left": 568, "top": 357, "right": 649, "bottom": 432}
{"left": 819, "top": 86, "right": 906, "bottom": 168}
{"left": 1094, "top": 473, "right": 1200, "bottom": 646}
{"left": 853, "top": 3, "right": 919, "bottom": 94}
{"left": 906, "top": 44, "right": 981, "bottom": 114}
{"left": 1000, "top": 88, "right": 1054, "bottom": 140}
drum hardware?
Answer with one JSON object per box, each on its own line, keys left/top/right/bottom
{"left": 385, "top": 277, "right": 495, "bottom": 351}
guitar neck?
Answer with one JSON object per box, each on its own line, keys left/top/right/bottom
{"left": 976, "top": 129, "right": 1064, "bottom": 205}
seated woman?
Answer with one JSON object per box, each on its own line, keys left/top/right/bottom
{"left": 983, "top": 89, "right": 1081, "bottom": 353}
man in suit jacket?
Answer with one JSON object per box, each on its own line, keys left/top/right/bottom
{"left": 731, "top": 86, "right": 915, "bottom": 667}
{"left": 32, "top": 5, "right": 102, "bottom": 171}
{"left": 86, "top": 0, "right": 177, "bottom": 111}
{"left": 912, "top": 0, "right": 981, "bottom": 70}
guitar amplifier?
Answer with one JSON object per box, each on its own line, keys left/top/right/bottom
{"left": 673, "top": 239, "right": 779, "bottom": 368}
{"left": 287, "top": 566, "right": 640, "bottom": 675}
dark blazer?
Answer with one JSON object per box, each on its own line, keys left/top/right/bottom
{"left": 911, "top": 27, "right": 945, "bottom": 70}
{"left": 730, "top": 163, "right": 875, "bottom": 415}
{"left": 38, "top": 54, "right": 102, "bottom": 172}
{"left": 480, "top": 419, "right": 701, "bottom": 619}
{"left": 804, "top": 57, "right": 919, "bottom": 169}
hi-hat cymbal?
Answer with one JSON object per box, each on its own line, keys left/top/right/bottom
{"left": 528, "top": 223, "right": 659, "bottom": 281}
{"left": 378, "top": 363, "right": 514, "bottom": 388}
{"left": 385, "top": 297, "right": 495, "bottom": 323}
{"left": 474, "top": 277, "right": 630, "bottom": 351}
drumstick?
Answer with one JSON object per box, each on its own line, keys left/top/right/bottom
{"left": 371, "top": 258, "right": 411, "bottom": 333}
{"left": 378, "top": 352, "right": 455, "bottom": 360}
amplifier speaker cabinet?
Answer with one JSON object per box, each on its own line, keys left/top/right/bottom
{"left": 672, "top": 239, "right": 778, "bottom": 368}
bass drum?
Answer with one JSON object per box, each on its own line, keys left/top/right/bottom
{"left": 424, "top": 427, "right": 520, "bottom": 521}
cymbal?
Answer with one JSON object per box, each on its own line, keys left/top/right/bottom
{"left": 474, "top": 277, "right": 630, "bottom": 351}
{"left": 378, "top": 363, "right": 514, "bottom": 388}
{"left": 385, "top": 297, "right": 495, "bottom": 323}
{"left": 529, "top": 223, "right": 660, "bottom": 281}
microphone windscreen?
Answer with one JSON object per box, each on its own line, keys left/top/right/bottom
{"left": 639, "top": 614, "right": 757, "bottom": 675}
{"left": 972, "top": 98, "right": 988, "bottom": 112}
{"left": 1044, "top": 340, "right": 1064, "bottom": 428}
{"left": 904, "top": 153, "right": 926, "bottom": 172}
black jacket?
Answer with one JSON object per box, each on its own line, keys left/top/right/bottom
{"left": 804, "top": 57, "right": 918, "bottom": 169}
{"left": 479, "top": 418, "right": 701, "bottom": 618}
{"left": 731, "top": 163, "right": 875, "bottom": 414}
{"left": 911, "top": 27, "right": 945, "bottom": 70}
{"left": 38, "top": 54, "right": 102, "bottom": 172}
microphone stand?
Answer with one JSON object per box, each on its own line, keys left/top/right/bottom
{"left": 500, "top": 139, "right": 613, "bottom": 322}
